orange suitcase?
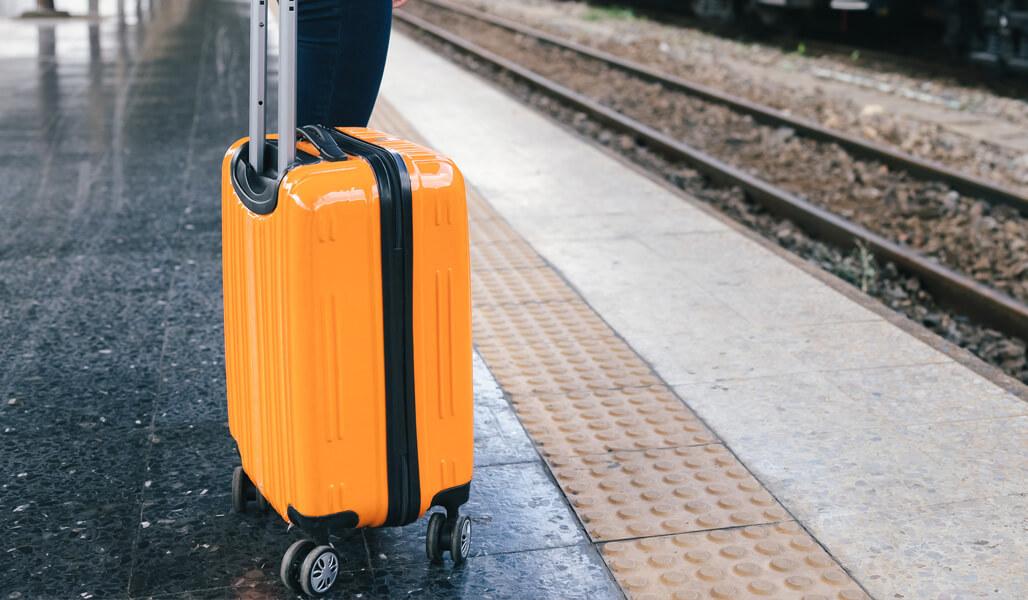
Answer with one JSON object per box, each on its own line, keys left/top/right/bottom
{"left": 220, "top": 2, "right": 472, "bottom": 596}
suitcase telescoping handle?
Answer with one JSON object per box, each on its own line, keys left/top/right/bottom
{"left": 248, "top": 0, "right": 297, "bottom": 175}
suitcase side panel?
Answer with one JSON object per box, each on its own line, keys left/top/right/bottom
{"left": 344, "top": 128, "right": 475, "bottom": 516}
{"left": 299, "top": 163, "right": 392, "bottom": 527}
{"left": 222, "top": 143, "right": 392, "bottom": 528}
{"left": 409, "top": 154, "right": 474, "bottom": 515}
{"left": 222, "top": 140, "right": 303, "bottom": 519}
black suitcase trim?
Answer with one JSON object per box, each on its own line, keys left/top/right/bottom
{"left": 287, "top": 505, "right": 359, "bottom": 543}
{"left": 229, "top": 139, "right": 319, "bottom": 215}
{"left": 430, "top": 482, "right": 471, "bottom": 517}
{"left": 326, "top": 127, "right": 423, "bottom": 528}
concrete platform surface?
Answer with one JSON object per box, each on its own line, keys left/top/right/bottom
{"left": 379, "top": 30, "right": 1028, "bottom": 600}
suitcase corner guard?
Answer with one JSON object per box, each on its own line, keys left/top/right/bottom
{"left": 286, "top": 505, "right": 360, "bottom": 542}
{"left": 229, "top": 135, "right": 321, "bottom": 216}
{"left": 430, "top": 482, "right": 471, "bottom": 517}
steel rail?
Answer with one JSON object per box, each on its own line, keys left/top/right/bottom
{"left": 416, "top": 0, "right": 1028, "bottom": 215}
{"left": 394, "top": 9, "right": 1028, "bottom": 342}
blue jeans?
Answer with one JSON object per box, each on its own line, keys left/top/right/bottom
{"left": 297, "top": 0, "right": 392, "bottom": 127}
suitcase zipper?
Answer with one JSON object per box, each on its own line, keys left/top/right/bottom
{"left": 325, "top": 127, "right": 422, "bottom": 528}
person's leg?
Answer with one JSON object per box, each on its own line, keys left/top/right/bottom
{"left": 297, "top": 0, "right": 392, "bottom": 127}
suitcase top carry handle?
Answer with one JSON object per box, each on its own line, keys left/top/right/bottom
{"left": 249, "top": 0, "right": 297, "bottom": 176}
{"left": 297, "top": 125, "right": 348, "bottom": 162}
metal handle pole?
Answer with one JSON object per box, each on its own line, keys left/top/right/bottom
{"left": 277, "top": 0, "right": 297, "bottom": 174}
{"left": 248, "top": 0, "right": 267, "bottom": 172}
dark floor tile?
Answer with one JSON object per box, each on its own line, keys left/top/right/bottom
{"left": 153, "top": 324, "right": 227, "bottom": 426}
{"left": 138, "top": 570, "right": 377, "bottom": 600}
{"left": 144, "top": 422, "right": 237, "bottom": 500}
{"left": 0, "top": 252, "right": 171, "bottom": 301}
{"left": 366, "top": 462, "right": 586, "bottom": 569}
{"left": 140, "top": 545, "right": 620, "bottom": 600}
{"left": 17, "top": 290, "right": 170, "bottom": 366}
{"left": 365, "top": 544, "right": 622, "bottom": 600}
{"left": 0, "top": 493, "right": 140, "bottom": 599}
{"left": 127, "top": 493, "right": 371, "bottom": 598}
{"left": 472, "top": 350, "right": 536, "bottom": 467}
{"left": 474, "top": 402, "right": 537, "bottom": 468}
{"left": 0, "top": 422, "right": 150, "bottom": 513}
{"left": 472, "top": 354, "right": 506, "bottom": 409}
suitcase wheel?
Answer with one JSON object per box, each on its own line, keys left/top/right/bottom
{"left": 280, "top": 539, "right": 316, "bottom": 594}
{"left": 425, "top": 512, "right": 445, "bottom": 562}
{"left": 426, "top": 512, "right": 472, "bottom": 565}
{"left": 281, "top": 540, "right": 340, "bottom": 597}
{"left": 231, "top": 466, "right": 269, "bottom": 514}
{"left": 300, "top": 545, "right": 340, "bottom": 597}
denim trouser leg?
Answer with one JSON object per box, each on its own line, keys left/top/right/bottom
{"left": 297, "top": 0, "right": 392, "bottom": 127}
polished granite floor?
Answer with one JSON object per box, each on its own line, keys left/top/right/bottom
{"left": 0, "top": 1, "right": 621, "bottom": 597}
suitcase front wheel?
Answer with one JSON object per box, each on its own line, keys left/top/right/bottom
{"left": 280, "top": 540, "right": 340, "bottom": 597}
{"left": 300, "top": 545, "right": 340, "bottom": 597}
{"left": 426, "top": 512, "right": 472, "bottom": 565}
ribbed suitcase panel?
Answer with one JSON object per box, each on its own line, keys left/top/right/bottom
{"left": 223, "top": 143, "right": 393, "bottom": 527}
{"left": 306, "top": 182, "right": 391, "bottom": 525}
{"left": 345, "top": 128, "right": 475, "bottom": 514}
{"left": 222, "top": 161, "right": 300, "bottom": 517}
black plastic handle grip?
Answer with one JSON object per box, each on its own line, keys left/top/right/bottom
{"left": 296, "top": 125, "right": 348, "bottom": 162}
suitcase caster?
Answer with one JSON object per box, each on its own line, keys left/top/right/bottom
{"left": 426, "top": 512, "right": 472, "bottom": 565}
{"left": 280, "top": 539, "right": 340, "bottom": 597}
{"left": 231, "top": 466, "right": 269, "bottom": 514}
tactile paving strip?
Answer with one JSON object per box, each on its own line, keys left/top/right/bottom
{"left": 512, "top": 387, "right": 716, "bottom": 457}
{"left": 549, "top": 447, "right": 788, "bottom": 541}
{"left": 473, "top": 266, "right": 580, "bottom": 307}
{"left": 371, "top": 98, "right": 867, "bottom": 600}
{"left": 603, "top": 522, "right": 869, "bottom": 599}
{"left": 474, "top": 302, "right": 664, "bottom": 395}
{"left": 472, "top": 239, "right": 546, "bottom": 272}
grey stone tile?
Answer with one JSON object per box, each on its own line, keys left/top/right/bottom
{"left": 525, "top": 207, "right": 727, "bottom": 242}
{"left": 735, "top": 422, "right": 1026, "bottom": 522}
{"left": 817, "top": 494, "right": 1028, "bottom": 600}
{"left": 630, "top": 327, "right": 810, "bottom": 385}
{"left": 675, "top": 370, "right": 890, "bottom": 439}
{"left": 712, "top": 281, "right": 880, "bottom": 331}
{"left": 764, "top": 320, "right": 952, "bottom": 371}
{"left": 826, "top": 362, "right": 1028, "bottom": 426}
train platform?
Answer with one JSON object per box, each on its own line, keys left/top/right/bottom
{"left": 0, "top": 1, "right": 1024, "bottom": 599}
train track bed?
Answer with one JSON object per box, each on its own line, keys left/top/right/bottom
{"left": 396, "top": 5, "right": 1028, "bottom": 383}
{"left": 440, "top": 0, "right": 1028, "bottom": 193}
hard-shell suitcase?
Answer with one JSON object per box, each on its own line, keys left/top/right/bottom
{"left": 220, "top": 2, "right": 473, "bottom": 595}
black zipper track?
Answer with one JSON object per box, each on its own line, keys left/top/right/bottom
{"left": 326, "top": 128, "right": 421, "bottom": 527}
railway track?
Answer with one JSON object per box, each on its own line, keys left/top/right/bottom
{"left": 416, "top": 0, "right": 1028, "bottom": 214}
{"left": 394, "top": 3, "right": 1028, "bottom": 350}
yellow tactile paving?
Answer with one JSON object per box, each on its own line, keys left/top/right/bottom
{"left": 471, "top": 239, "right": 546, "bottom": 272}
{"left": 549, "top": 447, "right": 788, "bottom": 541}
{"left": 511, "top": 386, "right": 716, "bottom": 457}
{"left": 468, "top": 211, "right": 525, "bottom": 242}
{"left": 603, "top": 522, "right": 869, "bottom": 599}
{"left": 474, "top": 303, "right": 664, "bottom": 395}
{"left": 473, "top": 266, "right": 580, "bottom": 306}
{"left": 370, "top": 99, "right": 868, "bottom": 600}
